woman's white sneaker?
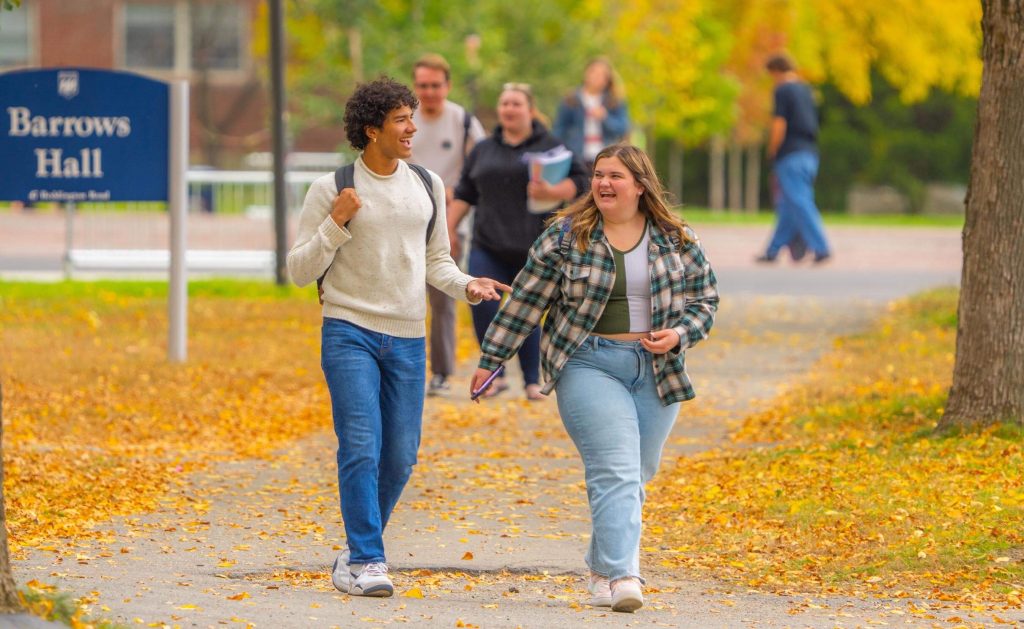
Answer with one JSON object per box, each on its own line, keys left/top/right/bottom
{"left": 610, "top": 577, "right": 643, "bottom": 612}
{"left": 586, "top": 573, "right": 612, "bottom": 607}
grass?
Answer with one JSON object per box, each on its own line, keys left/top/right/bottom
{"left": 0, "top": 278, "right": 306, "bottom": 300}
{"left": 647, "top": 287, "right": 1024, "bottom": 605}
{"left": 677, "top": 207, "right": 965, "bottom": 228}
{"left": 2, "top": 204, "right": 965, "bottom": 228}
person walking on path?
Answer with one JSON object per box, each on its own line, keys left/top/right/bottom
{"left": 552, "top": 57, "right": 630, "bottom": 169}
{"left": 757, "top": 53, "right": 831, "bottom": 264}
{"left": 449, "top": 83, "right": 589, "bottom": 400}
{"left": 287, "top": 77, "right": 509, "bottom": 598}
{"left": 470, "top": 144, "right": 719, "bottom": 612}
{"left": 409, "top": 53, "right": 487, "bottom": 398}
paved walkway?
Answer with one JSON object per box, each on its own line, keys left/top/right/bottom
{"left": 13, "top": 220, "right": 1006, "bottom": 628}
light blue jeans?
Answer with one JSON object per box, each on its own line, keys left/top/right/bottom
{"left": 555, "top": 335, "right": 680, "bottom": 581}
{"left": 767, "top": 150, "right": 830, "bottom": 258}
{"left": 321, "top": 318, "right": 426, "bottom": 565}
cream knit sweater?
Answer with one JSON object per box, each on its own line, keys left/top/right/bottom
{"left": 287, "top": 156, "right": 476, "bottom": 338}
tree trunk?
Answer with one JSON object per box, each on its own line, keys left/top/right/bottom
{"left": 668, "top": 142, "right": 683, "bottom": 204}
{"left": 708, "top": 135, "right": 725, "bottom": 211}
{"left": 727, "top": 139, "right": 743, "bottom": 211}
{"left": 939, "top": 0, "right": 1024, "bottom": 430}
{"left": 0, "top": 382, "right": 25, "bottom": 612}
{"left": 348, "top": 27, "right": 364, "bottom": 83}
{"left": 745, "top": 144, "right": 761, "bottom": 214}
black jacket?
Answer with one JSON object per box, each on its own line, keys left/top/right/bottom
{"left": 454, "top": 120, "right": 589, "bottom": 266}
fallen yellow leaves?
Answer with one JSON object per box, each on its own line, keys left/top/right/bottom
{"left": 1, "top": 285, "right": 329, "bottom": 555}
{"left": 647, "top": 289, "right": 1024, "bottom": 607}
{"left": 401, "top": 587, "right": 424, "bottom": 598}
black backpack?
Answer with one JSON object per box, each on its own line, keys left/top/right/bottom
{"left": 316, "top": 162, "right": 438, "bottom": 299}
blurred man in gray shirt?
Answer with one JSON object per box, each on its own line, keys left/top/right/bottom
{"left": 409, "top": 53, "right": 486, "bottom": 396}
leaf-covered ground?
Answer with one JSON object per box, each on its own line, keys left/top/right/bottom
{"left": 2, "top": 281, "right": 1021, "bottom": 627}
{"left": 646, "top": 290, "right": 1023, "bottom": 611}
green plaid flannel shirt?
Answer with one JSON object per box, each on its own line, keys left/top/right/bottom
{"left": 479, "top": 219, "right": 719, "bottom": 405}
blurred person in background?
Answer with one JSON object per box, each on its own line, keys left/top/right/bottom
{"left": 757, "top": 53, "right": 831, "bottom": 265}
{"left": 409, "top": 53, "right": 487, "bottom": 398}
{"left": 448, "top": 83, "right": 589, "bottom": 400}
{"left": 553, "top": 57, "right": 630, "bottom": 169}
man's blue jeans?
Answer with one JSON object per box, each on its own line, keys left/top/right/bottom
{"left": 767, "top": 151, "right": 830, "bottom": 258}
{"left": 321, "top": 318, "right": 425, "bottom": 564}
{"left": 554, "top": 336, "right": 680, "bottom": 582}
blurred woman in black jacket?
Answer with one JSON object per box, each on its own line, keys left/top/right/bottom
{"left": 448, "top": 83, "right": 588, "bottom": 399}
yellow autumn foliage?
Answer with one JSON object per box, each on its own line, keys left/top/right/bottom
{"left": 646, "top": 289, "right": 1023, "bottom": 605}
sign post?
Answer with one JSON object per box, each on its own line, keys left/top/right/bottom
{"left": 0, "top": 67, "right": 189, "bottom": 362}
{"left": 168, "top": 81, "right": 189, "bottom": 362}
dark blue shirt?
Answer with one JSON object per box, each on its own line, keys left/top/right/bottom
{"left": 773, "top": 81, "right": 818, "bottom": 160}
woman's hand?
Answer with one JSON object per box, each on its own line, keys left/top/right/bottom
{"left": 466, "top": 278, "right": 512, "bottom": 302}
{"left": 469, "top": 367, "right": 493, "bottom": 401}
{"left": 640, "top": 329, "right": 680, "bottom": 355}
{"left": 527, "top": 178, "right": 559, "bottom": 201}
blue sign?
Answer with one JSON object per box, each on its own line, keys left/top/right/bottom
{"left": 0, "top": 67, "right": 169, "bottom": 202}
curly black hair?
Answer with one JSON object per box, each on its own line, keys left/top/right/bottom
{"left": 343, "top": 76, "right": 419, "bottom": 150}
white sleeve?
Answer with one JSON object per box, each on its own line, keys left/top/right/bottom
{"left": 423, "top": 170, "right": 477, "bottom": 303}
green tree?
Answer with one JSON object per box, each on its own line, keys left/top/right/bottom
{"left": 816, "top": 74, "right": 976, "bottom": 211}
{"left": 258, "top": 0, "right": 601, "bottom": 141}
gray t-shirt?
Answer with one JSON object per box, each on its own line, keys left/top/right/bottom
{"left": 410, "top": 101, "right": 486, "bottom": 188}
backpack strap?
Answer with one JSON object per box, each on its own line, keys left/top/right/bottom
{"left": 317, "top": 162, "right": 437, "bottom": 303}
{"left": 406, "top": 162, "right": 438, "bottom": 244}
{"left": 557, "top": 218, "right": 573, "bottom": 255}
{"left": 317, "top": 164, "right": 356, "bottom": 299}
{"left": 462, "top": 109, "right": 472, "bottom": 155}
{"left": 333, "top": 163, "right": 356, "bottom": 227}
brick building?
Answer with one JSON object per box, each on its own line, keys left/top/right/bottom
{"left": 0, "top": 0, "right": 344, "bottom": 167}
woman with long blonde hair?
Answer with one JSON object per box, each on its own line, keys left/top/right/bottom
{"left": 471, "top": 144, "right": 718, "bottom": 612}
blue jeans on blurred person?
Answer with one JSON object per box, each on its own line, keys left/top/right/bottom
{"left": 321, "top": 318, "right": 426, "bottom": 565}
{"left": 468, "top": 246, "right": 541, "bottom": 387}
{"left": 554, "top": 336, "right": 680, "bottom": 582}
{"left": 767, "top": 150, "right": 830, "bottom": 259}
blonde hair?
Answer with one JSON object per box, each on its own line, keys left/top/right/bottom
{"left": 552, "top": 144, "right": 691, "bottom": 251}
{"left": 501, "top": 82, "right": 549, "bottom": 127}
{"left": 413, "top": 53, "right": 451, "bottom": 81}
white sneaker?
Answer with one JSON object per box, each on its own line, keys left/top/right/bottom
{"left": 610, "top": 577, "right": 643, "bottom": 612}
{"left": 350, "top": 562, "right": 393, "bottom": 597}
{"left": 586, "top": 573, "right": 612, "bottom": 607}
{"left": 331, "top": 551, "right": 393, "bottom": 597}
{"left": 330, "top": 549, "right": 352, "bottom": 593}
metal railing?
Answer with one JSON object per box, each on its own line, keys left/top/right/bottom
{"left": 58, "top": 169, "right": 332, "bottom": 276}
{"left": 185, "top": 169, "right": 325, "bottom": 216}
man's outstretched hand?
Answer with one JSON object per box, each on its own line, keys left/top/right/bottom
{"left": 466, "top": 278, "right": 512, "bottom": 302}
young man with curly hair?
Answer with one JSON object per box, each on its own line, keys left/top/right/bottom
{"left": 287, "top": 77, "right": 509, "bottom": 597}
